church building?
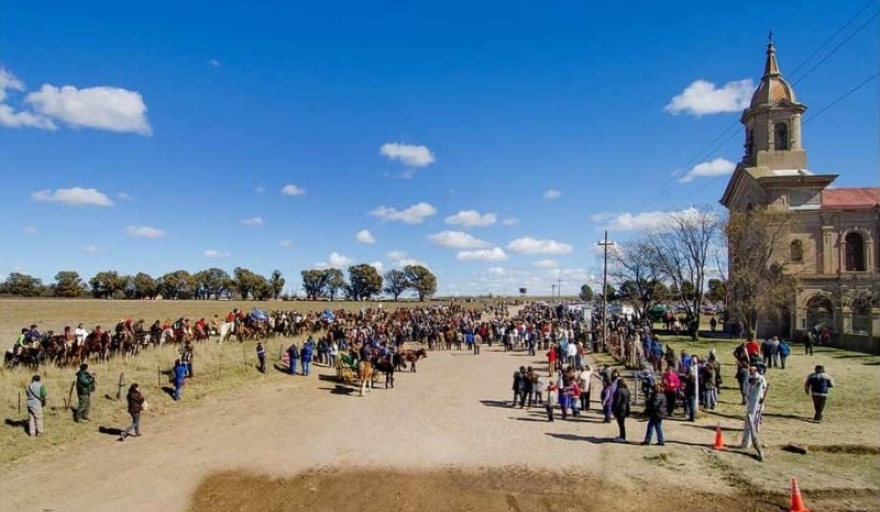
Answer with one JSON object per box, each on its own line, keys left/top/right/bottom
{"left": 720, "top": 41, "right": 879, "bottom": 351}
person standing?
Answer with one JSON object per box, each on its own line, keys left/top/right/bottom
{"left": 181, "top": 341, "right": 194, "bottom": 378}
{"left": 255, "top": 342, "right": 266, "bottom": 373}
{"left": 612, "top": 379, "right": 631, "bottom": 443}
{"left": 804, "top": 331, "right": 814, "bottom": 356}
{"left": 172, "top": 359, "right": 187, "bottom": 401}
{"left": 301, "top": 339, "right": 314, "bottom": 376}
{"left": 511, "top": 366, "right": 525, "bottom": 407}
{"left": 739, "top": 366, "right": 768, "bottom": 462}
{"left": 328, "top": 339, "right": 339, "bottom": 368}
{"left": 778, "top": 339, "right": 791, "bottom": 369}
{"left": 74, "top": 364, "right": 96, "bottom": 422}
{"left": 26, "top": 375, "right": 47, "bottom": 437}
{"left": 546, "top": 345, "right": 557, "bottom": 377}
{"left": 804, "top": 365, "right": 835, "bottom": 422}
{"left": 661, "top": 366, "right": 680, "bottom": 417}
{"left": 577, "top": 365, "right": 593, "bottom": 411}
{"left": 119, "top": 383, "right": 145, "bottom": 441}
{"left": 287, "top": 343, "right": 299, "bottom": 375}
{"left": 642, "top": 383, "right": 667, "bottom": 446}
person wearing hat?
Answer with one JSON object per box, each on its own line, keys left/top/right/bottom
{"left": 804, "top": 365, "right": 835, "bottom": 422}
{"left": 26, "top": 375, "right": 47, "bottom": 437}
{"left": 119, "top": 383, "right": 145, "bottom": 441}
{"left": 74, "top": 364, "right": 96, "bottom": 422}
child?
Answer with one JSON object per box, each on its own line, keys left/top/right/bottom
{"left": 534, "top": 375, "right": 545, "bottom": 406}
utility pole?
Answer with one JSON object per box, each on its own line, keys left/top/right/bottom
{"left": 556, "top": 276, "right": 563, "bottom": 299}
{"left": 597, "top": 230, "right": 615, "bottom": 352}
{"left": 551, "top": 284, "right": 556, "bottom": 299}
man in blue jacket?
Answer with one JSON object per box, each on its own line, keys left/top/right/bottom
{"left": 300, "top": 338, "right": 314, "bottom": 376}
{"left": 172, "top": 359, "right": 187, "bottom": 401}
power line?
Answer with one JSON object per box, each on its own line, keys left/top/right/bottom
{"left": 792, "top": 10, "right": 879, "bottom": 86}
{"left": 802, "top": 72, "right": 879, "bottom": 125}
{"left": 787, "top": 0, "right": 878, "bottom": 80}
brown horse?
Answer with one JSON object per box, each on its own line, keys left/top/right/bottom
{"left": 403, "top": 348, "right": 427, "bottom": 372}
{"left": 358, "top": 360, "right": 374, "bottom": 397}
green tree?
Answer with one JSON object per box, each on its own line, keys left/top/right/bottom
{"left": 325, "top": 269, "right": 347, "bottom": 300}
{"left": 705, "top": 278, "right": 727, "bottom": 304}
{"left": 301, "top": 269, "right": 329, "bottom": 300}
{"left": 119, "top": 275, "right": 137, "bottom": 299}
{"left": 0, "top": 272, "right": 45, "bottom": 297}
{"left": 132, "top": 272, "right": 158, "bottom": 299}
{"left": 232, "top": 267, "right": 263, "bottom": 299}
{"left": 603, "top": 283, "right": 617, "bottom": 302}
{"left": 158, "top": 270, "right": 195, "bottom": 299}
{"left": 383, "top": 269, "right": 409, "bottom": 301}
{"left": 348, "top": 264, "right": 383, "bottom": 300}
{"left": 194, "top": 268, "right": 231, "bottom": 299}
{"left": 52, "top": 271, "right": 85, "bottom": 297}
{"left": 403, "top": 265, "right": 436, "bottom": 301}
{"left": 252, "top": 274, "right": 272, "bottom": 300}
{"left": 269, "top": 270, "right": 285, "bottom": 300}
{"left": 89, "top": 270, "right": 123, "bottom": 299}
{"left": 579, "top": 284, "right": 594, "bottom": 302}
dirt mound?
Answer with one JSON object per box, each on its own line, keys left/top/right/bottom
{"left": 189, "top": 467, "right": 797, "bottom": 512}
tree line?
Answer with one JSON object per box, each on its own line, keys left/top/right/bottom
{"left": 0, "top": 264, "right": 438, "bottom": 302}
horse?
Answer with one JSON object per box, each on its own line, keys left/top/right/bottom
{"left": 358, "top": 360, "right": 374, "bottom": 397}
{"left": 402, "top": 348, "right": 427, "bottom": 372}
{"left": 371, "top": 354, "right": 402, "bottom": 389}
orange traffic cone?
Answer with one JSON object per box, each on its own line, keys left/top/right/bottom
{"left": 713, "top": 422, "right": 725, "bottom": 450}
{"left": 789, "top": 478, "right": 810, "bottom": 512}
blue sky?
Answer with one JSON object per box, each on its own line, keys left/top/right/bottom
{"left": 1, "top": 0, "right": 878, "bottom": 296}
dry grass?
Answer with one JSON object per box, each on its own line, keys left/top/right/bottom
{"left": 0, "top": 298, "right": 484, "bottom": 467}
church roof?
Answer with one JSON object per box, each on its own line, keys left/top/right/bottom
{"left": 749, "top": 42, "right": 798, "bottom": 109}
{"left": 821, "top": 188, "right": 880, "bottom": 210}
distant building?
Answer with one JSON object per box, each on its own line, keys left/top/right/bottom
{"left": 720, "top": 41, "right": 879, "bottom": 351}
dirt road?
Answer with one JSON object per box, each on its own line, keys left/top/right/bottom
{"left": 2, "top": 339, "right": 877, "bottom": 512}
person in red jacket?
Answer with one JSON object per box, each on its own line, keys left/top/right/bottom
{"left": 661, "top": 366, "right": 681, "bottom": 417}
{"left": 547, "top": 344, "right": 558, "bottom": 377}
{"left": 745, "top": 336, "right": 760, "bottom": 358}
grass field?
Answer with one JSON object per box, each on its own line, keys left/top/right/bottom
{"left": 0, "top": 298, "right": 490, "bottom": 467}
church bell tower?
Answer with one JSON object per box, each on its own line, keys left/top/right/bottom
{"left": 740, "top": 39, "right": 808, "bottom": 170}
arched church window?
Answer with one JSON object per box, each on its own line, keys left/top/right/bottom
{"left": 844, "top": 232, "right": 866, "bottom": 271}
{"left": 790, "top": 240, "right": 803, "bottom": 263}
{"left": 851, "top": 298, "right": 871, "bottom": 335}
{"left": 774, "top": 123, "right": 789, "bottom": 150}
{"left": 805, "top": 295, "right": 834, "bottom": 333}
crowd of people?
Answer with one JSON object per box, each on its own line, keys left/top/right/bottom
{"left": 11, "top": 299, "right": 838, "bottom": 464}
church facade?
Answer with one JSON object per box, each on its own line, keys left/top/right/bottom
{"left": 720, "top": 41, "right": 879, "bottom": 351}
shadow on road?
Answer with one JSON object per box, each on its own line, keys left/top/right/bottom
{"left": 545, "top": 432, "right": 617, "bottom": 444}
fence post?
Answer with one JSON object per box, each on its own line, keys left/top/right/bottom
{"left": 157, "top": 365, "right": 161, "bottom": 389}
{"left": 117, "top": 372, "right": 125, "bottom": 400}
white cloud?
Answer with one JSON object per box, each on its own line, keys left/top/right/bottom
{"left": 255, "top": 186, "right": 265, "bottom": 194}
{"left": 23, "top": 226, "right": 37, "bottom": 234}
{"left": 665, "top": 79, "right": 755, "bottom": 116}
{"left": 387, "top": 250, "right": 425, "bottom": 268}
{"left": 676, "top": 157, "right": 736, "bottom": 183}
{"left": 370, "top": 261, "right": 385, "bottom": 273}
{"left": 204, "top": 249, "right": 230, "bottom": 259}
{"left": 501, "top": 218, "right": 519, "bottom": 226}
{"left": 356, "top": 229, "right": 376, "bottom": 244}
{"left": 427, "top": 230, "right": 491, "bottom": 249}
{"left": 533, "top": 259, "right": 559, "bottom": 269}
{"left": 544, "top": 189, "right": 562, "bottom": 200}
{"left": 281, "top": 184, "right": 306, "bottom": 196}
{"left": 380, "top": 142, "right": 435, "bottom": 168}
{"left": 240, "top": 216, "right": 264, "bottom": 226}
{"left": 444, "top": 210, "right": 496, "bottom": 228}
{"left": 316, "top": 251, "right": 353, "bottom": 269}
{"left": 507, "top": 237, "right": 573, "bottom": 255}
{"left": 26, "top": 83, "right": 151, "bottom": 135}
{"left": 207, "top": 59, "right": 221, "bottom": 68}
{"left": 82, "top": 244, "right": 100, "bottom": 254}
{"left": 371, "top": 202, "right": 437, "bottom": 224}
{"left": 32, "top": 187, "right": 114, "bottom": 207}
{"left": 0, "top": 68, "right": 56, "bottom": 129}
{"left": 125, "top": 225, "right": 165, "bottom": 238}
{"left": 457, "top": 247, "right": 508, "bottom": 262}
{"left": 488, "top": 266, "right": 506, "bottom": 275}
{"left": 118, "top": 192, "right": 133, "bottom": 201}
{"left": 596, "top": 207, "right": 704, "bottom": 233}
{"left": 279, "top": 239, "right": 294, "bottom": 248}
